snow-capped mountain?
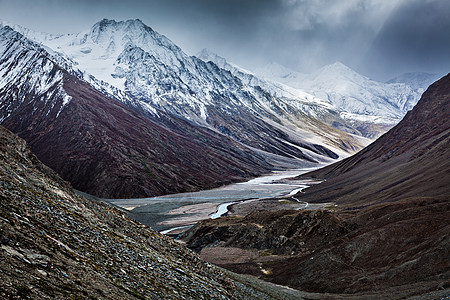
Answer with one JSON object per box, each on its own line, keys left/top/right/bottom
{"left": 197, "top": 50, "right": 394, "bottom": 138}
{"left": 386, "top": 72, "right": 442, "bottom": 91}
{"left": 253, "top": 61, "right": 307, "bottom": 88}
{"left": 196, "top": 48, "right": 361, "bottom": 137}
{"left": 0, "top": 25, "right": 276, "bottom": 198}
{"left": 301, "top": 62, "right": 422, "bottom": 119}
{"left": 197, "top": 48, "right": 331, "bottom": 112}
{"left": 12, "top": 19, "right": 364, "bottom": 159}
{"left": 0, "top": 26, "right": 71, "bottom": 122}
{"left": 255, "top": 61, "right": 425, "bottom": 128}
{"left": 1, "top": 21, "right": 363, "bottom": 200}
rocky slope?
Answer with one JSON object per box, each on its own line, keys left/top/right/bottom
{"left": 185, "top": 199, "right": 449, "bottom": 298}
{"left": 0, "top": 25, "right": 273, "bottom": 198}
{"left": 184, "top": 75, "right": 450, "bottom": 298}
{"left": 0, "top": 124, "right": 286, "bottom": 299}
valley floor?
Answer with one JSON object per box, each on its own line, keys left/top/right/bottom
{"left": 103, "top": 168, "right": 325, "bottom": 233}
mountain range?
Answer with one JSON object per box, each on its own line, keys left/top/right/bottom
{"left": 0, "top": 17, "right": 448, "bottom": 299}
{"left": 254, "top": 60, "right": 442, "bottom": 138}
{"left": 0, "top": 19, "right": 374, "bottom": 198}
{"left": 0, "top": 25, "right": 274, "bottom": 198}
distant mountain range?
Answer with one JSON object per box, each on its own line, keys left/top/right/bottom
{"left": 199, "top": 49, "right": 444, "bottom": 139}
{"left": 0, "top": 18, "right": 438, "bottom": 198}
{"left": 386, "top": 71, "right": 442, "bottom": 90}
{"left": 253, "top": 60, "right": 443, "bottom": 135}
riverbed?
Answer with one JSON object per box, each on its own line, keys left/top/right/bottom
{"left": 104, "top": 168, "right": 322, "bottom": 233}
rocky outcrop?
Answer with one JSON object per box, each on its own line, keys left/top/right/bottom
{"left": 0, "top": 125, "right": 279, "bottom": 299}
{"left": 186, "top": 199, "right": 449, "bottom": 297}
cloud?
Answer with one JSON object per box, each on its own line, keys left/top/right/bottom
{"left": 280, "top": 0, "right": 404, "bottom": 32}
{"left": 253, "top": 0, "right": 404, "bottom": 72}
{"left": 362, "top": 0, "right": 450, "bottom": 79}
{"left": 0, "top": 0, "right": 447, "bottom": 79}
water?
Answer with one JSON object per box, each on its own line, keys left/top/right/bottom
{"left": 104, "top": 168, "right": 321, "bottom": 232}
{"left": 209, "top": 201, "right": 239, "bottom": 219}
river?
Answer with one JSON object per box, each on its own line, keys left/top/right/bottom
{"left": 104, "top": 167, "right": 322, "bottom": 233}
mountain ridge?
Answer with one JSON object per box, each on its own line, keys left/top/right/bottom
{"left": 16, "top": 18, "right": 364, "bottom": 158}
{"left": 0, "top": 25, "right": 273, "bottom": 198}
{"left": 253, "top": 59, "right": 429, "bottom": 133}
{"left": 199, "top": 49, "right": 426, "bottom": 139}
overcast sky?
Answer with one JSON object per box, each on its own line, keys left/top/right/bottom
{"left": 0, "top": 0, "right": 449, "bottom": 80}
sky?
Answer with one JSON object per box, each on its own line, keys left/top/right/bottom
{"left": 0, "top": 0, "right": 449, "bottom": 81}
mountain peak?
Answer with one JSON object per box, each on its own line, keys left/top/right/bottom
{"left": 92, "top": 18, "right": 153, "bottom": 33}
{"left": 90, "top": 18, "right": 150, "bottom": 44}
{"left": 320, "top": 61, "right": 358, "bottom": 75}
{"left": 197, "top": 48, "right": 226, "bottom": 64}
{"left": 86, "top": 18, "right": 179, "bottom": 52}
{"left": 309, "top": 61, "right": 371, "bottom": 84}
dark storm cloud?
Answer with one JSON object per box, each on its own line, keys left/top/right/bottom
{"left": 362, "top": 0, "right": 450, "bottom": 80}
{"left": 0, "top": 0, "right": 448, "bottom": 80}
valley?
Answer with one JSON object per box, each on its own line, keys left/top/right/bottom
{"left": 104, "top": 168, "right": 326, "bottom": 234}
{"left": 0, "top": 13, "right": 448, "bottom": 300}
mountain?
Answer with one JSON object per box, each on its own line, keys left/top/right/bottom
{"left": 184, "top": 74, "right": 450, "bottom": 297}
{"left": 386, "top": 71, "right": 442, "bottom": 91}
{"left": 253, "top": 62, "right": 307, "bottom": 87}
{"left": 302, "top": 62, "right": 421, "bottom": 117}
{"left": 0, "top": 125, "right": 285, "bottom": 299}
{"left": 22, "top": 19, "right": 364, "bottom": 158}
{"left": 197, "top": 49, "right": 378, "bottom": 141}
{"left": 300, "top": 73, "right": 450, "bottom": 206}
{"left": 255, "top": 61, "right": 428, "bottom": 138}
{"left": 0, "top": 25, "right": 273, "bottom": 198}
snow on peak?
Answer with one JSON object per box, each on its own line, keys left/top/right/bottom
{"left": 198, "top": 48, "right": 225, "bottom": 65}
{"left": 196, "top": 48, "right": 331, "bottom": 109}
{"left": 197, "top": 48, "right": 254, "bottom": 75}
{"left": 0, "top": 19, "right": 62, "bottom": 43}
{"left": 253, "top": 61, "right": 424, "bottom": 123}
{"left": 85, "top": 18, "right": 180, "bottom": 53}
{"left": 24, "top": 19, "right": 187, "bottom": 91}
{"left": 0, "top": 26, "right": 72, "bottom": 120}
{"left": 386, "top": 72, "right": 442, "bottom": 91}
{"left": 254, "top": 62, "right": 307, "bottom": 84}
{"left": 311, "top": 61, "right": 369, "bottom": 83}
{"left": 324, "top": 61, "right": 351, "bottom": 71}
{"left": 298, "top": 62, "right": 423, "bottom": 121}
